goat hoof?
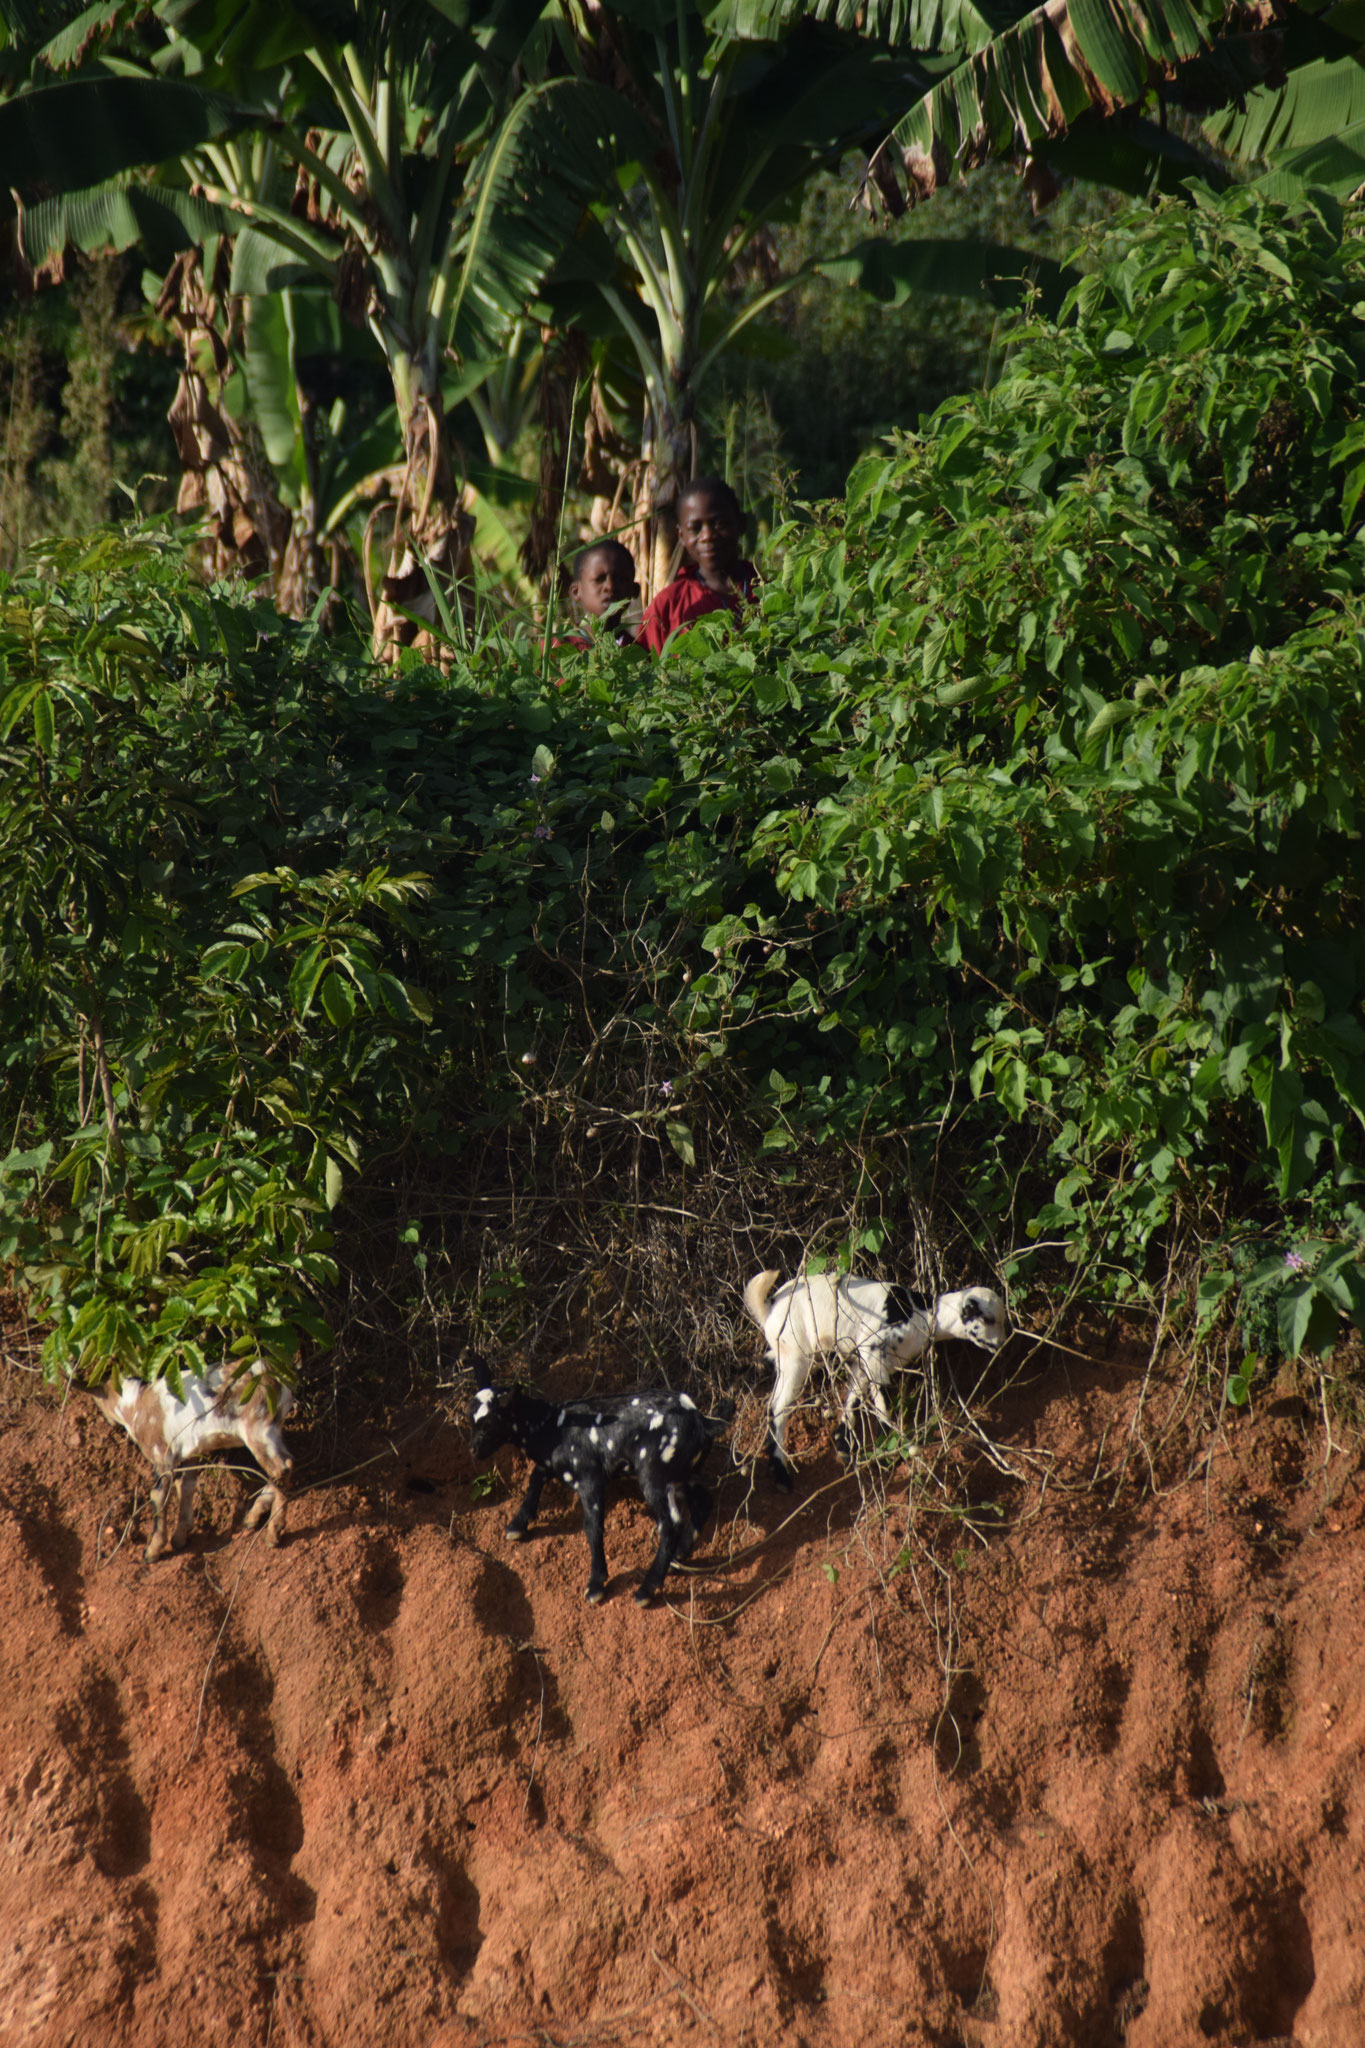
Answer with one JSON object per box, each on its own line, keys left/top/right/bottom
{"left": 633, "top": 1585, "right": 657, "bottom": 1607}
{"left": 585, "top": 1586, "right": 607, "bottom": 1606}
{"left": 144, "top": 1541, "right": 167, "bottom": 1563}
{"left": 504, "top": 1526, "right": 527, "bottom": 1543}
{"left": 769, "top": 1464, "right": 794, "bottom": 1494}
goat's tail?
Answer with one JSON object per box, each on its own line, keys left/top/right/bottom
{"left": 743, "top": 1268, "right": 782, "bottom": 1327}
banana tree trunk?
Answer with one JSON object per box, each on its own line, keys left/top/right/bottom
{"left": 371, "top": 349, "right": 475, "bottom": 662}
{"left": 635, "top": 377, "right": 697, "bottom": 603}
{"left": 275, "top": 370, "right": 328, "bottom": 620}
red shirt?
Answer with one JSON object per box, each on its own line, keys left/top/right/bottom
{"left": 637, "top": 561, "right": 758, "bottom": 654}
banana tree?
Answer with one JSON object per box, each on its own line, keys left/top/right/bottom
{"left": 724, "top": 0, "right": 1361, "bottom": 211}
{"left": 529, "top": 2, "right": 934, "bottom": 591}
{"left": 229, "top": 284, "right": 406, "bottom": 614}
{"left": 1202, "top": 17, "right": 1365, "bottom": 202}
{"left": 519, "top": 0, "right": 1073, "bottom": 594}
{"left": 0, "top": 0, "right": 651, "bottom": 644}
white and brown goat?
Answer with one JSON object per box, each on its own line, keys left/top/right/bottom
{"left": 91, "top": 1362, "right": 295, "bottom": 1561}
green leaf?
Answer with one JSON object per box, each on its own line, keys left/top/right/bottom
{"left": 0, "top": 79, "right": 249, "bottom": 195}
{"left": 815, "top": 238, "right": 1073, "bottom": 318}
{"left": 403, "top": 983, "right": 435, "bottom": 1025}
{"left": 288, "top": 941, "right": 328, "bottom": 1018}
{"left": 665, "top": 1119, "right": 696, "bottom": 1166}
{"left": 1195, "top": 1266, "right": 1234, "bottom": 1333}
{"left": 718, "top": 0, "right": 1009, "bottom": 51}
{"left": 19, "top": 179, "right": 229, "bottom": 271}
{"left": 30, "top": 689, "right": 54, "bottom": 752}
{"left": 1083, "top": 699, "right": 1135, "bottom": 745}
{"left": 1278, "top": 1283, "right": 1339, "bottom": 1360}
{"left": 937, "top": 675, "right": 994, "bottom": 706}
{"left": 997, "top": 1058, "right": 1028, "bottom": 1118}
{"left": 449, "top": 77, "right": 655, "bottom": 357}
{"left": 319, "top": 972, "right": 356, "bottom": 1028}
{"left": 240, "top": 292, "right": 305, "bottom": 487}
{"left": 0, "top": 680, "right": 41, "bottom": 738}
{"left": 230, "top": 223, "right": 334, "bottom": 296}
{"left": 1213, "top": 59, "right": 1365, "bottom": 199}
{"left": 869, "top": 0, "right": 1223, "bottom": 205}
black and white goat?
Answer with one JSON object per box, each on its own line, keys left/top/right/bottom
{"left": 91, "top": 1361, "right": 295, "bottom": 1560}
{"left": 468, "top": 1381, "right": 734, "bottom": 1606}
{"left": 743, "top": 1269, "right": 1009, "bottom": 1488}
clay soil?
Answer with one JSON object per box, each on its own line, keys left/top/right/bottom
{"left": 3, "top": 1323, "right": 1364, "bottom": 2048}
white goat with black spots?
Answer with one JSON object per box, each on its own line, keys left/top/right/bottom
{"left": 91, "top": 1362, "right": 295, "bottom": 1561}
{"left": 468, "top": 1381, "right": 734, "bottom": 1606}
{"left": 744, "top": 1269, "right": 1009, "bottom": 1489}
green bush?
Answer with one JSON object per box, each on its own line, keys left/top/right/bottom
{"left": 5, "top": 181, "right": 1365, "bottom": 1394}
{"left": 741, "top": 180, "right": 1365, "bottom": 1342}
{"left": 0, "top": 537, "right": 438, "bottom": 1386}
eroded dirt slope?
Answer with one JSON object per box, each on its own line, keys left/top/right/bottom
{"left": 2, "top": 1333, "right": 1364, "bottom": 2048}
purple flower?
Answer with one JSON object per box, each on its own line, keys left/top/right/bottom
{"left": 659, "top": 1079, "right": 674, "bottom": 1096}
{"left": 1285, "top": 1249, "right": 1306, "bottom": 1271}
{"left": 533, "top": 824, "right": 551, "bottom": 840}
{"left": 529, "top": 773, "right": 542, "bottom": 784}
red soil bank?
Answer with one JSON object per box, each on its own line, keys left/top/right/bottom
{"left": 2, "top": 1330, "right": 1363, "bottom": 2048}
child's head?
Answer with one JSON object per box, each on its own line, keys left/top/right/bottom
{"left": 569, "top": 539, "right": 638, "bottom": 618}
{"left": 677, "top": 477, "right": 743, "bottom": 581}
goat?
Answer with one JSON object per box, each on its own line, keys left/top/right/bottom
{"left": 90, "top": 1362, "right": 295, "bottom": 1561}
{"left": 743, "top": 1269, "right": 1009, "bottom": 1489}
{"left": 469, "top": 1381, "right": 734, "bottom": 1606}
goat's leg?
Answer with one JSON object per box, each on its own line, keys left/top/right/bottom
{"left": 767, "top": 1345, "right": 810, "bottom": 1491}
{"left": 243, "top": 1445, "right": 293, "bottom": 1546}
{"left": 834, "top": 1349, "right": 894, "bottom": 1462}
{"left": 833, "top": 1364, "right": 867, "bottom": 1461}
{"left": 170, "top": 1470, "right": 200, "bottom": 1552}
{"left": 636, "top": 1475, "right": 688, "bottom": 1604}
{"left": 677, "top": 1480, "right": 713, "bottom": 1561}
{"left": 864, "top": 1353, "right": 895, "bottom": 1434}
{"left": 577, "top": 1473, "right": 611, "bottom": 1605}
{"left": 243, "top": 1481, "right": 289, "bottom": 1545}
{"left": 505, "top": 1463, "right": 549, "bottom": 1542}
{"left": 144, "top": 1468, "right": 176, "bottom": 1562}
{"left": 263, "top": 1484, "right": 289, "bottom": 1545}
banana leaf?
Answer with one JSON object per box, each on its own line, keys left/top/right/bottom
{"left": 816, "top": 234, "right": 1073, "bottom": 314}
{"left": 863, "top": 0, "right": 1236, "bottom": 204}
{"left": 19, "top": 178, "right": 229, "bottom": 268}
{"left": 0, "top": 76, "right": 249, "bottom": 192}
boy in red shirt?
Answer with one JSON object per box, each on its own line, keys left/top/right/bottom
{"left": 638, "top": 477, "right": 758, "bottom": 654}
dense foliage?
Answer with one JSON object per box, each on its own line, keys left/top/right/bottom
{"left": 731, "top": 159, "right": 1120, "bottom": 500}
{"left": 4, "top": 182, "right": 1365, "bottom": 1400}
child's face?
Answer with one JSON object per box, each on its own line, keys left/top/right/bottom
{"left": 678, "top": 491, "right": 741, "bottom": 580}
{"left": 571, "top": 549, "right": 636, "bottom": 617}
